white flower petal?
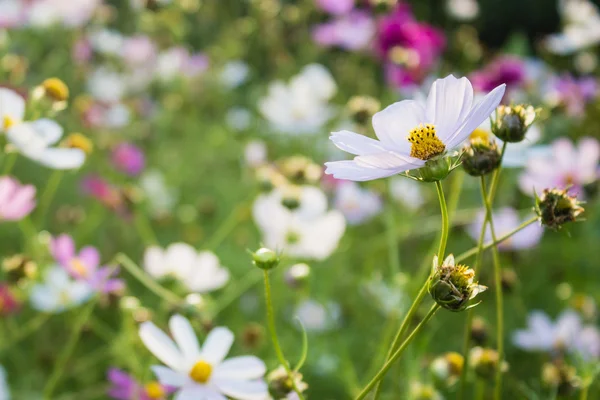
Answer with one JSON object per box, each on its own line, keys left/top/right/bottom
{"left": 354, "top": 151, "right": 425, "bottom": 171}
{"left": 324, "top": 160, "right": 404, "bottom": 181}
{"left": 330, "top": 130, "right": 387, "bottom": 156}
{"left": 213, "top": 379, "right": 269, "bottom": 400}
{"left": 144, "top": 246, "right": 167, "bottom": 278}
{"left": 175, "top": 387, "right": 227, "bottom": 400}
{"left": 372, "top": 100, "right": 425, "bottom": 154}
{"left": 169, "top": 315, "right": 201, "bottom": 363}
{"left": 214, "top": 356, "right": 267, "bottom": 381}
{"left": 29, "top": 119, "right": 64, "bottom": 145}
{"left": 36, "top": 148, "right": 86, "bottom": 170}
{"left": 426, "top": 75, "right": 474, "bottom": 140}
{"left": 0, "top": 87, "right": 25, "bottom": 128}
{"left": 151, "top": 365, "right": 187, "bottom": 387}
{"left": 139, "top": 321, "right": 186, "bottom": 371}
{"left": 200, "top": 327, "right": 234, "bottom": 365}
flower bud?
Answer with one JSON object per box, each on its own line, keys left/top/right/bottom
{"left": 2, "top": 254, "right": 37, "bottom": 284}
{"left": 251, "top": 248, "right": 280, "bottom": 270}
{"left": 62, "top": 133, "right": 93, "bottom": 154}
{"left": 470, "top": 317, "right": 488, "bottom": 346}
{"left": 462, "top": 137, "right": 501, "bottom": 176}
{"left": 267, "top": 366, "right": 308, "bottom": 399}
{"left": 41, "top": 78, "right": 69, "bottom": 102}
{"left": 417, "top": 157, "right": 458, "bottom": 182}
{"left": 278, "top": 156, "right": 322, "bottom": 185}
{"left": 284, "top": 263, "right": 311, "bottom": 289}
{"left": 408, "top": 381, "right": 443, "bottom": 400}
{"left": 242, "top": 322, "right": 264, "bottom": 349}
{"left": 542, "top": 361, "right": 580, "bottom": 396}
{"left": 491, "top": 104, "right": 536, "bottom": 143}
{"left": 430, "top": 352, "right": 464, "bottom": 387}
{"left": 535, "top": 188, "right": 584, "bottom": 230}
{"left": 347, "top": 95, "right": 380, "bottom": 126}
{"left": 429, "top": 255, "right": 486, "bottom": 312}
{"left": 501, "top": 268, "right": 518, "bottom": 293}
{"left": 469, "top": 347, "right": 508, "bottom": 381}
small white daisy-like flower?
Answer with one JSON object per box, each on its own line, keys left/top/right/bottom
{"left": 29, "top": 266, "right": 93, "bottom": 313}
{"left": 0, "top": 88, "right": 25, "bottom": 133}
{"left": 144, "top": 243, "right": 230, "bottom": 293}
{"left": 325, "top": 75, "right": 505, "bottom": 181}
{"left": 139, "top": 314, "right": 268, "bottom": 400}
{"left": 6, "top": 119, "right": 86, "bottom": 170}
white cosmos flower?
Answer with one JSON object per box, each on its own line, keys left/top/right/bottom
{"left": 0, "top": 365, "right": 8, "bottom": 400}
{"left": 258, "top": 64, "right": 337, "bottom": 135}
{"left": 144, "top": 243, "right": 229, "bottom": 293}
{"left": 0, "top": 88, "right": 25, "bottom": 133}
{"left": 139, "top": 315, "right": 268, "bottom": 400}
{"left": 6, "top": 119, "right": 86, "bottom": 170}
{"left": 546, "top": 0, "right": 600, "bottom": 54}
{"left": 325, "top": 75, "right": 505, "bottom": 181}
{"left": 252, "top": 186, "right": 346, "bottom": 261}
{"left": 29, "top": 266, "right": 93, "bottom": 313}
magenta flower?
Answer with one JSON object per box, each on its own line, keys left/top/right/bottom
{"left": 546, "top": 74, "right": 598, "bottom": 118}
{"left": 315, "top": 0, "right": 355, "bottom": 15}
{"left": 51, "top": 234, "right": 124, "bottom": 294}
{"left": 313, "top": 10, "right": 375, "bottom": 51}
{"left": 468, "top": 208, "right": 543, "bottom": 251}
{"left": 0, "top": 176, "right": 36, "bottom": 222}
{"left": 111, "top": 143, "right": 145, "bottom": 176}
{"left": 108, "top": 368, "right": 172, "bottom": 400}
{"left": 470, "top": 56, "right": 526, "bottom": 93}
{"left": 0, "top": 284, "right": 20, "bottom": 315}
{"left": 377, "top": 4, "right": 445, "bottom": 87}
{"left": 519, "top": 137, "right": 600, "bottom": 198}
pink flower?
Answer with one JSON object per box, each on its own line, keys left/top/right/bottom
{"left": 72, "top": 38, "right": 92, "bottom": 64}
{"left": 313, "top": 10, "right": 375, "bottom": 51}
{"left": 0, "top": 284, "right": 20, "bottom": 315}
{"left": 468, "top": 208, "right": 543, "bottom": 251}
{"left": 183, "top": 53, "right": 210, "bottom": 78}
{"left": 315, "top": 0, "right": 355, "bottom": 15}
{"left": 121, "top": 35, "right": 157, "bottom": 67}
{"left": 111, "top": 142, "right": 145, "bottom": 176}
{"left": 107, "top": 368, "right": 173, "bottom": 400}
{"left": 51, "top": 234, "right": 124, "bottom": 294}
{"left": 545, "top": 74, "right": 598, "bottom": 118}
{"left": 0, "top": 176, "right": 36, "bottom": 221}
{"left": 470, "top": 56, "right": 526, "bottom": 93}
{"left": 519, "top": 137, "right": 600, "bottom": 198}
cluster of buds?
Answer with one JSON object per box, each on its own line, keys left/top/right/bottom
{"left": 462, "top": 134, "right": 501, "bottom": 176}
{"left": 469, "top": 347, "right": 508, "bottom": 381}
{"left": 428, "top": 255, "right": 486, "bottom": 312}
{"left": 267, "top": 366, "right": 308, "bottom": 400}
{"left": 347, "top": 95, "right": 381, "bottom": 126}
{"left": 535, "top": 188, "right": 584, "bottom": 230}
{"left": 542, "top": 361, "right": 580, "bottom": 396}
{"left": 429, "top": 352, "right": 464, "bottom": 387}
{"left": 491, "top": 104, "right": 537, "bottom": 143}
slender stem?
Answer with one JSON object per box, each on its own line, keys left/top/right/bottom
{"left": 580, "top": 385, "right": 589, "bottom": 400}
{"left": 43, "top": 298, "right": 96, "bottom": 399}
{"left": 2, "top": 152, "right": 17, "bottom": 175}
{"left": 116, "top": 253, "right": 183, "bottom": 307}
{"left": 434, "top": 180, "right": 449, "bottom": 264}
{"left": 480, "top": 176, "right": 504, "bottom": 400}
{"left": 134, "top": 209, "right": 158, "bottom": 245}
{"left": 455, "top": 216, "right": 538, "bottom": 264}
{"left": 262, "top": 270, "right": 306, "bottom": 400}
{"left": 355, "top": 304, "right": 440, "bottom": 400}
{"left": 36, "top": 170, "right": 63, "bottom": 227}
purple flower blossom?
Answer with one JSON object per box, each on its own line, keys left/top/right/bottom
{"left": 0, "top": 176, "right": 36, "bottom": 221}
{"left": 468, "top": 208, "right": 543, "bottom": 251}
{"left": 107, "top": 368, "right": 171, "bottom": 400}
{"left": 111, "top": 143, "right": 145, "bottom": 176}
{"left": 313, "top": 10, "right": 375, "bottom": 51}
{"left": 470, "top": 56, "right": 526, "bottom": 93}
{"left": 545, "top": 74, "right": 598, "bottom": 118}
{"left": 51, "top": 234, "right": 124, "bottom": 294}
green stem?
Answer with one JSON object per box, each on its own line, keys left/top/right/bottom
{"left": 134, "top": 209, "right": 158, "bottom": 245}
{"left": 43, "top": 298, "right": 96, "bottom": 399}
{"left": 36, "top": 170, "right": 63, "bottom": 227}
{"left": 355, "top": 304, "right": 440, "bottom": 400}
{"left": 480, "top": 176, "right": 504, "bottom": 400}
{"left": 262, "top": 270, "right": 306, "bottom": 400}
{"left": 455, "top": 216, "right": 538, "bottom": 264}
{"left": 580, "top": 385, "right": 589, "bottom": 400}
{"left": 2, "top": 152, "right": 17, "bottom": 175}
{"left": 434, "top": 180, "right": 449, "bottom": 264}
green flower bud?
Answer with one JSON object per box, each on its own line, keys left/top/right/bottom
{"left": 462, "top": 137, "right": 501, "bottom": 176}
{"left": 417, "top": 157, "right": 457, "bottom": 182}
{"left": 469, "top": 347, "right": 508, "bottom": 381}
{"left": 251, "top": 248, "right": 280, "bottom": 270}
{"left": 491, "top": 104, "right": 537, "bottom": 143}
{"left": 267, "top": 366, "right": 308, "bottom": 399}
{"left": 535, "top": 188, "right": 584, "bottom": 231}
{"left": 429, "top": 255, "right": 486, "bottom": 312}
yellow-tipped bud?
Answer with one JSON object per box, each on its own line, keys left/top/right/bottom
{"left": 42, "top": 78, "right": 69, "bottom": 102}
{"left": 63, "top": 133, "right": 93, "bottom": 154}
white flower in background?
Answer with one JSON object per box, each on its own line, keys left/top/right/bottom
{"left": 546, "top": 0, "right": 600, "bottom": 55}
{"left": 294, "top": 299, "right": 340, "bottom": 332}
{"left": 0, "top": 88, "right": 25, "bottom": 132}
{"left": 389, "top": 177, "right": 425, "bottom": 210}
{"left": 258, "top": 64, "right": 337, "bottom": 135}
{"left": 7, "top": 119, "right": 86, "bottom": 169}
{"left": 446, "top": 0, "right": 479, "bottom": 20}
{"left": 253, "top": 186, "right": 346, "bottom": 261}
{"left": 87, "top": 68, "right": 127, "bottom": 104}
{"left": 226, "top": 107, "right": 252, "bottom": 131}
{"left": 325, "top": 75, "right": 505, "bottom": 181}
{"left": 0, "top": 365, "right": 8, "bottom": 400}
{"left": 104, "top": 103, "right": 131, "bottom": 129}
{"left": 144, "top": 243, "right": 229, "bottom": 293}
{"left": 88, "top": 29, "right": 124, "bottom": 56}
{"left": 0, "top": 0, "right": 24, "bottom": 29}
{"left": 140, "top": 170, "right": 178, "bottom": 217}
{"left": 27, "top": 0, "right": 101, "bottom": 28}
{"left": 513, "top": 310, "right": 583, "bottom": 354}
{"left": 468, "top": 208, "right": 543, "bottom": 251}
{"left": 244, "top": 140, "right": 267, "bottom": 167}
{"left": 334, "top": 181, "right": 382, "bottom": 225}
{"left": 29, "top": 266, "right": 93, "bottom": 313}
{"left": 220, "top": 61, "right": 250, "bottom": 88}
{"left": 573, "top": 326, "right": 600, "bottom": 359}
{"left": 139, "top": 315, "right": 268, "bottom": 400}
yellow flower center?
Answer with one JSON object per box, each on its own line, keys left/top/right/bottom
{"left": 63, "top": 133, "right": 93, "bottom": 154}
{"left": 189, "top": 360, "right": 212, "bottom": 383}
{"left": 144, "top": 382, "right": 165, "bottom": 399}
{"left": 407, "top": 123, "right": 445, "bottom": 160}
{"left": 70, "top": 258, "right": 88, "bottom": 277}
{"left": 469, "top": 128, "right": 490, "bottom": 142}
{"left": 42, "top": 78, "right": 69, "bottom": 102}
{"left": 3, "top": 116, "right": 15, "bottom": 130}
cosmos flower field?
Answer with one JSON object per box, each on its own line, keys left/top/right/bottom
{"left": 1, "top": 0, "right": 600, "bottom": 399}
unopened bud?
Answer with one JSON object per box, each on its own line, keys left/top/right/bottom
{"left": 462, "top": 137, "right": 501, "bottom": 176}
{"left": 429, "top": 255, "right": 486, "bottom": 312}
{"left": 542, "top": 361, "right": 580, "bottom": 396}
{"left": 267, "top": 366, "right": 308, "bottom": 399}
{"left": 62, "top": 133, "right": 93, "bottom": 154}
{"left": 284, "top": 263, "right": 311, "bottom": 289}
{"left": 535, "top": 188, "right": 584, "bottom": 230}
{"left": 41, "top": 78, "right": 69, "bottom": 102}
{"left": 430, "top": 352, "right": 464, "bottom": 387}
{"left": 347, "top": 96, "right": 380, "bottom": 126}
{"left": 2, "top": 254, "right": 37, "bottom": 284}
{"left": 252, "top": 248, "right": 280, "bottom": 270}
{"left": 469, "top": 347, "right": 508, "bottom": 381}
{"left": 491, "top": 104, "right": 536, "bottom": 143}
{"left": 470, "top": 317, "right": 488, "bottom": 346}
